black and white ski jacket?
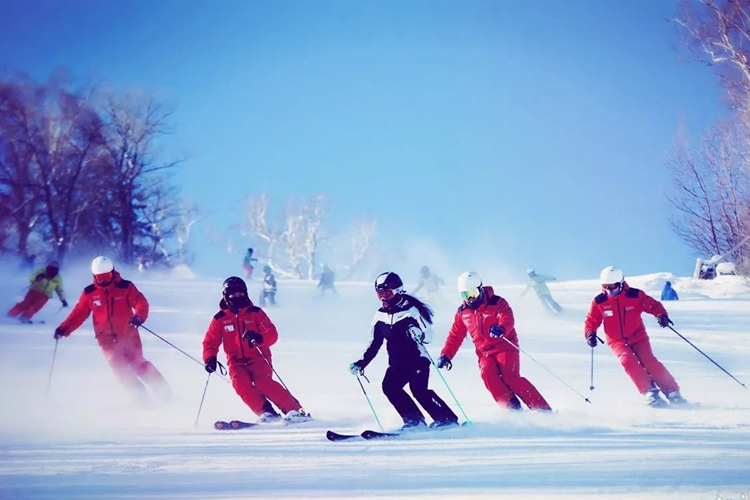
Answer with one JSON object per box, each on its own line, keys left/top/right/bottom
{"left": 359, "top": 296, "right": 433, "bottom": 368}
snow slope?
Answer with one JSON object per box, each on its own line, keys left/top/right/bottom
{"left": 1, "top": 271, "right": 749, "bottom": 499}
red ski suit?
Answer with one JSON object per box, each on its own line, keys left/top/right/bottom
{"left": 584, "top": 283, "right": 679, "bottom": 395}
{"left": 202, "top": 300, "right": 300, "bottom": 415}
{"left": 441, "top": 287, "right": 551, "bottom": 410}
{"left": 57, "top": 272, "right": 169, "bottom": 395}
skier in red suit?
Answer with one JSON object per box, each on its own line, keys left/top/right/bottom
{"left": 202, "top": 276, "right": 311, "bottom": 424}
{"left": 54, "top": 256, "right": 170, "bottom": 399}
{"left": 584, "top": 266, "right": 686, "bottom": 407}
{"left": 437, "top": 271, "right": 551, "bottom": 411}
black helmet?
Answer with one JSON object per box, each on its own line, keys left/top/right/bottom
{"left": 374, "top": 271, "right": 404, "bottom": 307}
{"left": 222, "top": 276, "right": 249, "bottom": 310}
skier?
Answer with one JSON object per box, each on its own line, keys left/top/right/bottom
{"left": 437, "top": 271, "right": 552, "bottom": 411}
{"left": 412, "top": 266, "right": 445, "bottom": 296}
{"left": 349, "top": 272, "right": 459, "bottom": 430}
{"left": 242, "top": 248, "right": 258, "bottom": 280}
{"left": 54, "top": 256, "right": 170, "bottom": 399}
{"left": 318, "top": 265, "right": 338, "bottom": 297}
{"left": 8, "top": 261, "right": 68, "bottom": 323}
{"left": 259, "top": 265, "right": 277, "bottom": 306}
{"left": 202, "top": 276, "right": 311, "bottom": 424}
{"left": 661, "top": 281, "right": 679, "bottom": 301}
{"left": 521, "top": 268, "right": 562, "bottom": 313}
{"left": 584, "top": 266, "right": 686, "bottom": 407}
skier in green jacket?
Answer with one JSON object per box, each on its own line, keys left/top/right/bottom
{"left": 521, "top": 269, "right": 562, "bottom": 313}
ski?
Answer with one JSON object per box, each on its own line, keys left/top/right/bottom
{"left": 361, "top": 429, "right": 401, "bottom": 440}
{"left": 214, "top": 420, "right": 258, "bottom": 430}
{"left": 326, "top": 430, "right": 362, "bottom": 442}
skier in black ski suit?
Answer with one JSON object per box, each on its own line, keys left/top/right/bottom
{"left": 349, "top": 272, "right": 459, "bottom": 430}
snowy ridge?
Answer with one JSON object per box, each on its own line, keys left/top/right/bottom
{"left": 1, "top": 273, "right": 749, "bottom": 499}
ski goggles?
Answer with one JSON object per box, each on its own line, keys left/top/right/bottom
{"left": 602, "top": 282, "right": 623, "bottom": 296}
{"left": 460, "top": 288, "right": 480, "bottom": 301}
{"left": 226, "top": 291, "right": 247, "bottom": 299}
{"left": 376, "top": 289, "right": 396, "bottom": 301}
{"left": 94, "top": 271, "right": 114, "bottom": 284}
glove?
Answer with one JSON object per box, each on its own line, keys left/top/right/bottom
{"left": 35, "top": 274, "right": 44, "bottom": 282}
{"left": 205, "top": 356, "right": 217, "bottom": 373}
{"left": 61, "top": 300, "right": 69, "bottom": 308}
{"left": 489, "top": 324, "right": 506, "bottom": 338}
{"left": 243, "top": 330, "right": 263, "bottom": 345}
{"left": 53, "top": 327, "right": 66, "bottom": 340}
{"left": 349, "top": 360, "right": 365, "bottom": 376}
{"left": 408, "top": 325, "right": 425, "bottom": 343}
{"left": 657, "top": 315, "right": 673, "bottom": 328}
{"left": 586, "top": 332, "right": 598, "bottom": 348}
{"left": 129, "top": 316, "right": 143, "bottom": 327}
{"left": 436, "top": 355, "right": 452, "bottom": 371}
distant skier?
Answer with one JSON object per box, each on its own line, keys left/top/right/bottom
{"left": 349, "top": 272, "right": 459, "bottom": 430}
{"left": 584, "top": 266, "right": 686, "bottom": 407}
{"left": 437, "top": 271, "right": 552, "bottom": 411}
{"left": 259, "top": 265, "right": 277, "bottom": 306}
{"left": 21, "top": 254, "right": 36, "bottom": 271}
{"left": 661, "top": 281, "right": 679, "bottom": 301}
{"left": 202, "top": 276, "right": 311, "bottom": 424}
{"left": 412, "top": 266, "right": 445, "bottom": 296}
{"left": 318, "top": 265, "right": 338, "bottom": 297}
{"left": 242, "top": 248, "right": 258, "bottom": 280}
{"left": 521, "top": 268, "right": 562, "bottom": 313}
{"left": 54, "top": 257, "right": 170, "bottom": 399}
{"left": 7, "top": 261, "right": 68, "bottom": 323}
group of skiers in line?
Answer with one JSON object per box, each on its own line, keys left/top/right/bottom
{"left": 15, "top": 253, "right": 689, "bottom": 431}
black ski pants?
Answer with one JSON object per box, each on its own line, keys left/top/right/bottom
{"left": 382, "top": 358, "right": 458, "bottom": 425}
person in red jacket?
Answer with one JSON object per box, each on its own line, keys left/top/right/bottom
{"left": 584, "top": 266, "right": 686, "bottom": 407}
{"left": 437, "top": 271, "right": 551, "bottom": 411}
{"left": 202, "top": 276, "right": 311, "bottom": 424}
{"left": 54, "top": 256, "right": 170, "bottom": 399}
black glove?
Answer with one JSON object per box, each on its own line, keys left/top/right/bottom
{"left": 205, "top": 356, "right": 217, "bottom": 373}
{"left": 243, "top": 330, "right": 263, "bottom": 345}
{"left": 129, "top": 316, "right": 143, "bottom": 327}
{"left": 35, "top": 274, "right": 45, "bottom": 282}
{"left": 54, "top": 327, "right": 66, "bottom": 340}
{"left": 586, "top": 332, "right": 598, "bottom": 348}
{"left": 349, "top": 360, "right": 365, "bottom": 376}
{"left": 437, "top": 355, "right": 452, "bottom": 371}
{"left": 61, "top": 300, "right": 69, "bottom": 308}
{"left": 489, "top": 325, "right": 506, "bottom": 338}
{"left": 657, "top": 315, "right": 673, "bottom": 328}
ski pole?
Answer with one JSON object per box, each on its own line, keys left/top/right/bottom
{"left": 251, "top": 341, "right": 302, "bottom": 408}
{"left": 589, "top": 336, "right": 604, "bottom": 391}
{"left": 418, "top": 342, "right": 472, "bottom": 426}
{"left": 501, "top": 336, "right": 592, "bottom": 404}
{"left": 355, "top": 372, "right": 384, "bottom": 431}
{"left": 138, "top": 325, "right": 230, "bottom": 383}
{"left": 194, "top": 360, "right": 225, "bottom": 427}
{"left": 667, "top": 325, "right": 747, "bottom": 390}
{"left": 195, "top": 373, "right": 212, "bottom": 427}
{"left": 45, "top": 338, "right": 59, "bottom": 396}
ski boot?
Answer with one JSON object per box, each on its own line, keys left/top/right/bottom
{"left": 257, "top": 411, "right": 282, "bottom": 423}
{"left": 429, "top": 419, "right": 459, "bottom": 430}
{"left": 644, "top": 388, "right": 667, "bottom": 408}
{"left": 666, "top": 391, "right": 688, "bottom": 405}
{"left": 399, "top": 419, "right": 427, "bottom": 432}
{"left": 283, "top": 409, "right": 312, "bottom": 425}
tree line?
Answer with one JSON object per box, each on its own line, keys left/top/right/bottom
{"left": 0, "top": 72, "right": 191, "bottom": 267}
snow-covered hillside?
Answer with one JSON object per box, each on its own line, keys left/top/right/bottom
{"left": 1, "top": 271, "right": 749, "bottom": 499}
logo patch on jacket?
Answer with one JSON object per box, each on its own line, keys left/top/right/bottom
{"left": 604, "top": 310, "right": 613, "bottom": 317}
{"left": 224, "top": 324, "right": 235, "bottom": 332}
{"left": 93, "top": 300, "right": 102, "bottom": 307}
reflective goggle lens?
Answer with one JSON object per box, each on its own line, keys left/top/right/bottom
{"left": 376, "top": 289, "right": 395, "bottom": 301}
{"left": 94, "top": 271, "right": 113, "bottom": 283}
{"left": 228, "top": 291, "right": 246, "bottom": 299}
{"left": 460, "top": 289, "right": 480, "bottom": 301}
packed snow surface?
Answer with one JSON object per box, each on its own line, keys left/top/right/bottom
{"left": 1, "top": 270, "right": 749, "bottom": 499}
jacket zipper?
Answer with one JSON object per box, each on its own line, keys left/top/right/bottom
{"left": 615, "top": 296, "right": 626, "bottom": 342}
{"left": 105, "top": 288, "right": 116, "bottom": 340}
{"left": 237, "top": 312, "right": 246, "bottom": 360}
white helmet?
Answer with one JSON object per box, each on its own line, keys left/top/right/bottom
{"left": 91, "top": 256, "right": 114, "bottom": 274}
{"left": 457, "top": 271, "right": 483, "bottom": 302}
{"left": 526, "top": 268, "right": 536, "bottom": 276}
{"left": 599, "top": 266, "right": 624, "bottom": 285}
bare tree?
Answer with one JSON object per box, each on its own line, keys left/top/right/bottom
{"left": 341, "top": 219, "right": 378, "bottom": 279}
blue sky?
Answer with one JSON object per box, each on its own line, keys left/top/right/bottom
{"left": 0, "top": 1, "right": 724, "bottom": 280}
